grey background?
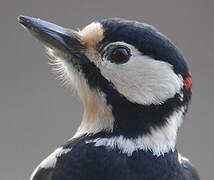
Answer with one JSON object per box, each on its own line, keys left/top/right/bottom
{"left": 0, "top": 0, "right": 213, "bottom": 179}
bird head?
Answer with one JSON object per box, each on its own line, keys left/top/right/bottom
{"left": 18, "top": 16, "right": 192, "bottom": 155}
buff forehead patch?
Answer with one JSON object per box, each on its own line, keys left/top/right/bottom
{"left": 79, "top": 22, "right": 104, "bottom": 49}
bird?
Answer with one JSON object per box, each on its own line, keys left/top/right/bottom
{"left": 17, "top": 15, "right": 200, "bottom": 180}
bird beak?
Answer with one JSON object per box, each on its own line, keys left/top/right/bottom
{"left": 17, "top": 15, "right": 84, "bottom": 60}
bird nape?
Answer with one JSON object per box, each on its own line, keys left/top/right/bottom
{"left": 17, "top": 15, "right": 200, "bottom": 180}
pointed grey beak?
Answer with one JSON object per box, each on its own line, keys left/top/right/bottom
{"left": 17, "top": 15, "right": 84, "bottom": 59}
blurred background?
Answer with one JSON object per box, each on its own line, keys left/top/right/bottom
{"left": 0, "top": 0, "right": 213, "bottom": 179}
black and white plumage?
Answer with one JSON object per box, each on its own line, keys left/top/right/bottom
{"left": 18, "top": 16, "right": 200, "bottom": 180}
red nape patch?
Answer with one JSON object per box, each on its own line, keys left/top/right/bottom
{"left": 184, "top": 77, "right": 192, "bottom": 91}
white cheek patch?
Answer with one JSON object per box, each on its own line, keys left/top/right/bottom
{"left": 86, "top": 106, "right": 185, "bottom": 156}
{"left": 99, "top": 43, "right": 183, "bottom": 105}
{"left": 30, "top": 147, "right": 71, "bottom": 180}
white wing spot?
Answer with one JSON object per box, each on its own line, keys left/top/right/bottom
{"left": 178, "top": 153, "right": 189, "bottom": 164}
{"left": 30, "top": 147, "right": 71, "bottom": 180}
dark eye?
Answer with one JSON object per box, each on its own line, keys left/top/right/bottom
{"left": 108, "top": 47, "right": 131, "bottom": 64}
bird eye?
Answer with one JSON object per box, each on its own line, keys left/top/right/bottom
{"left": 108, "top": 47, "right": 131, "bottom": 64}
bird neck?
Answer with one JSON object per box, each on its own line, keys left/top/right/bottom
{"left": 84, "top": 105, "right": 185, "bottom": 156}
{"left": 73, "top": 90, "right": 187, "bottom": 156}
